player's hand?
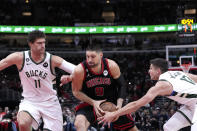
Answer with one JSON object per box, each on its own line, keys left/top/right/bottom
{"left": 60, "top": 75, "right": 72, "bottom": 86}
{"left": 97, "top": 111, "right": 116, "bottom": 128}
{"left": 93, "top": 99, "right": 106, "bottom": 117}
{"left": 116, "top": 105, "right": 121, "bottom": 110}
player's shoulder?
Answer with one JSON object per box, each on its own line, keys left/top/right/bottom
{"left": 72, "top": 63, "right": 84, "bottom": 78}
{"left": 75, "top": 63, "right": 84, "bottom": 72}
{"left": 50, "top": 54, "right": 64, "bottom": 64}
{"left": 9, "top": 52, "right": 24, "bottom": 59}
{"left": 105, "top": 58, "right": 119, "bottom": 69}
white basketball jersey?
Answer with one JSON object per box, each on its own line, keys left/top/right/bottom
{"left": 159, "top": 71, "right": 197, "bottom": 106}
{"left": 19, "top": 51, "right": 57, "bottom": 102}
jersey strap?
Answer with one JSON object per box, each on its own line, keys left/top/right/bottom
{"left": 177, "top": 110, "right": 192, "bottom": 125}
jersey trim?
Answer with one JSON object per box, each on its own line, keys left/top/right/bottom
{"left": 18, "top": 51, "right": 25, "bottom": 72}
{"left": 158, "top": 79, "right": 168, "bottom": 82}
{"left": 105, "top": 58, "right": 113, "bottom": 77}
{"left": 81, "top": 62, "right": 86, "bottom": 81}
{"left": 28, "top": 50, "right": 47, "bottom": 65}
{"left": 177, "top": 110, "right": 192, "bottom": 125}
{"left": 50, "top": 54, "right": 56, "bottom": 76}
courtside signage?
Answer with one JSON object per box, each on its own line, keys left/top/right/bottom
{"left": 0, "top": 24, "right": 196, "bottom": 34}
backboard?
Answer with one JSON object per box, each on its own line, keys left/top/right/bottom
{"left": 166, "top": 44, "right": 197, "bottom": 73}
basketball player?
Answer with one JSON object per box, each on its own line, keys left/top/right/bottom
{"left": 98, "top": 58, "right": 197, "bottom": 131}
{"left": 63, "top": 44, "right": 138, "bottom": 131}
{"left": 0, "top": 30, "right": 75, "bottom": 131}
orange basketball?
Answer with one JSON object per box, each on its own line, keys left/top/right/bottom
{"left": 99, "top": 101, "right": 119, "bottom": 122}
{"left": 99, "top": 101, "right": 117, "bottom": 112}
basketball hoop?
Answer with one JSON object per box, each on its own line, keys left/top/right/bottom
{"left": 181, "top": 63, "right": 192, "bottom": 73}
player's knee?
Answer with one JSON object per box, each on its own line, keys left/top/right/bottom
{"left": 74, "top": 118, "right": 86, "bottom": 129}
{"left": 17, "top": 115, "right": 32, "bottom": 128}
{"left": 18, "top": 120, "right": 30, "bottom": 128}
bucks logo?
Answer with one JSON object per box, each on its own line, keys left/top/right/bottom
{"left": 26, "top": 58, "right": 30, "bottom": 62}
{"left": 43, "top": 62, "right": 48, "bottom": 68}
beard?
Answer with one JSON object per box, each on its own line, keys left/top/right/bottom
{"left": 88, "top": 62, "right": 99, "bottom": 68}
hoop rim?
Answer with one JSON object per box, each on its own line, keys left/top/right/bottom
{"left": 180, "top": 63, "right": 192, "bottom": 73}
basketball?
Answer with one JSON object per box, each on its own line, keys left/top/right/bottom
{"left": 99, "top": 101, "right": 117, "bottom": 112}
{"left": 99, "top": 101, "right": 119, "bottom": 122}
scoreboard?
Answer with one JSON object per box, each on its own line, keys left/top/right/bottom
{"left": 180, "top": 18, "right": 194, "bottom": 33}
{"left": 177, "top": 17, "right": 196, "bottom": 43}
{"left": 178, "top": 18, "right": 196, "bottom": 34}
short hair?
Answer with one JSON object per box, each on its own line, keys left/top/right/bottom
{"left": 27, "top": 30, "right": 46, "bottom": 43}
{"left": 150, "top": 58, "right": 168, "bottom": 73}
{"left": 86, "top": 44, "right": 102, "bottom": 52}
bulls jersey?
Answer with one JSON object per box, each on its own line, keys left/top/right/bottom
{"left": 19, "top": 51, "right": 56, "bottom": 102}
{"left": 159, "top": 71, "right": 197, "bottom": 106}
{"left": 81, "top": 58, "right": 118, "bottom": 103}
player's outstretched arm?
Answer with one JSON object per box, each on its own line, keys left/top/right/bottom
{"left": 98, "top": 81, "right": 173, "bottom": 127}
{"left": 52, "top": 55, "right": 76, "bottom": 74}
{"left": 0, "top": 52, "right": 23, "bottom": 71}
{"left": 52, "top": 55, "right": 76, "bottom": 85}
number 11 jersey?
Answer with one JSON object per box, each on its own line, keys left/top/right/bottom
{"left": 19, "top": 51, "right": 56, "bottom": 102}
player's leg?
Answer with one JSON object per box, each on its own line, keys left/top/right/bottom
{"left": 17, "top": 111, "right": 33, "bottom": 131}
{"left": 17, "top": 100, "right": 41, "bottom": 131}
{"left": 42, "top": 115, "right": 63, "bottom": 131}
{"left": 74, "top": 105, "right": 96, "bottom": 131}
{"left": 163, "top": 105, "right": 192, "bottom": 131}
{"left": 75, "top": 114, "right": 90, "bottom": 131}
{"left": 128, "top": 126, "right": 138, "bottom": 131}
{"left": 39, "top": 97, "right": 63, "bottom": 131}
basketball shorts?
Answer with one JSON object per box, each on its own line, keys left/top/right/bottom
{"left": 18, "top": 97, "right": 63, "bottom": 131}
{"left": 75, "top": 103, "right": 135, "bottom": 130}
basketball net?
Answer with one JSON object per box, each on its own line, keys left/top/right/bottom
{"left": 180, "top": 63, "right": 192, "bottom": 73}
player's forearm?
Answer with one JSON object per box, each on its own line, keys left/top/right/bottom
{"left": 113, "top": 101, "right": 139, "bottom": 117}
{"left": 114, "top": 94, "right": 152, "bottom": 117}
{"left": 73, "top": 91, "right": 95, "bottom": 106}
{"left": 59, "top": 60, "right": 76, "bottom": 74}
{"left": 117, "top": 98, "right": 123, "bottom": 108}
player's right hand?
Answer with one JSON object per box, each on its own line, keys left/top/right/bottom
{"left": 98, "top": 111, "right": 116, "bottom": 128}
{"left": 60, "top": 75, "right": 72, "bottom": 86}
{"left": 93, "top": 99, "right": 106, "bottom": 117}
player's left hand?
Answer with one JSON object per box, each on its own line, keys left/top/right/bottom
{"left": 60, "top": 75, "right": 72, "bottom": 86}
{"left": 97, "top": 111, "right": 116, "bottom": 128}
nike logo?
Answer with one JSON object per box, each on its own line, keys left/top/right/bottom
{"left": 26, "top": 63, "right": 32, "bottom": 65}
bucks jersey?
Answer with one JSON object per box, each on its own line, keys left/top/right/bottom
{"left": 159, "top": 71, "right": 197, "bottom": 106}
{"left": 19, "top": 51, "right": 56, "bottom": 102}
{"left": 81, "top": 58, "right": 118, "bottom": 104}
